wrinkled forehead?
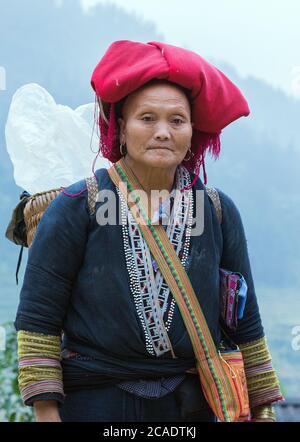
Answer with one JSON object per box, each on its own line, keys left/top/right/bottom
{"left": 119, "top": 80, "right": 192, "bottom": 118}
{"left": 98, "top": 79, "right": 192, "bottom": 122}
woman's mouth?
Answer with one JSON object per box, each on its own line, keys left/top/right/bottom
{"left": 148, "top": 146, "right": 172, "bottom": 151}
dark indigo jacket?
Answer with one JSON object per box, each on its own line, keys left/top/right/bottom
{"left": 14, "top": 168, "right": 264, "bottom": 398}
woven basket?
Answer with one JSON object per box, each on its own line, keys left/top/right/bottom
{"left": 23, "top": 188, "right": 62, "bottom": 247}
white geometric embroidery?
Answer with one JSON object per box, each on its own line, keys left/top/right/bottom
{"left": 117, "top": 166, "right": 194, "bottom": 356}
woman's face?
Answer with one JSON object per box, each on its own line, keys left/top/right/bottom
{"left": 118, "top": 82, "right": 193, "bottom": 170}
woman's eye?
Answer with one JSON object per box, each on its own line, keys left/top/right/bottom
{"left": 172, "top": 118, "right": 184, "bottom": 124}
{"left": 141, "top": 116, "right": 184, "bottom": 124}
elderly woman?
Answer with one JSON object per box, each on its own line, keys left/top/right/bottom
{"left": 14, "top": 40, "right": 283, "bottom": 422}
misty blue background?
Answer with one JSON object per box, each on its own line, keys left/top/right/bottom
{"left": 0, "top": 0, "right": 299, "bottom": 396}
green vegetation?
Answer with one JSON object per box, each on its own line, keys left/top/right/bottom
{"left": 0, "top": 322, "right": 34, "bottom": 422}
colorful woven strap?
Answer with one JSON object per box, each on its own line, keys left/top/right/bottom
{"left": 108, "top": 158, "right": 241, "bottom": 422}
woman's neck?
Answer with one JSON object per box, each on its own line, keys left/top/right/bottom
{"left": 123, "top": 155, "right": 177, "bottom": 195}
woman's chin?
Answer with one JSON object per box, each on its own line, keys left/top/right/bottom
{"left": 143, "top": 150, "right": 179, "bottom": 168}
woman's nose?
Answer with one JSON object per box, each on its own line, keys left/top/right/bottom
{"left": 154, "top": 123, "right": 171, "bottom": 140}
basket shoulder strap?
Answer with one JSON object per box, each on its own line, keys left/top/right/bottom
{"left": 206, "top": 186, "right": 222, "bottom": 224}
{"left": 85, "top": 175, "right": 99, "bottom": 216}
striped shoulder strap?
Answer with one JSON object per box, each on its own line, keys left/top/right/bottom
{"left": 206, "top": 186, "right": 222, "bottom": 224}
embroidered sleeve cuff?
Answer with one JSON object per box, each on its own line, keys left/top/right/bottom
{"left": 17, "top": 330, "right": 65, "bottom": 407}
{"left": 239, "top": 336, "right": 284, "bottom": 409}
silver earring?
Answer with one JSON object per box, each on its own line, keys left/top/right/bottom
{"left": 120, "top": 143, "right": 127, "bottom": 156}
{"left": 183, "top": 146, "right": 192, "bottom": 161}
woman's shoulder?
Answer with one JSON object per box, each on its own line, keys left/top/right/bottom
{"left": 212, "top": 187, "right": 245, "bottom": 233}
{"left": 189, "top": 170, "right": 239, "bottom": 214}
{"left": 43, "top": 176, "right": 90, "bottom": 220}
{"left": 214, "top": 187, "right": 239, "bottom": 211}
{"left": 201, "top": 182, "right": 243, "bottom": 227}
{"left": 49, "top": 168, "right": 110, "bottom": 214}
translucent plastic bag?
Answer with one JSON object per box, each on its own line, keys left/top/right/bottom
{"left": 5, "top": 83, "right": 109, "bottom": 194}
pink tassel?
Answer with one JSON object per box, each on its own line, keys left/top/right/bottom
{"left": 60, "top": 186, "right": 87, "bottom": 197}
{"left": 107, "top": 102, "right": 117, "bottom": 156}
{"left": 181, "top": 131, "right": 221, "bottom": 191}
{"left": 99, "top": 102, "right": 120, "bottom": 163}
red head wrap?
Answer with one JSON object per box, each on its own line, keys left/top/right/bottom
{"left": 91, "top": 40, "right": 250, "bottom": 187}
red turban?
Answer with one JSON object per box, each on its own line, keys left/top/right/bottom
{"left": 91, "top": 40, "right": 250, "bottom": 186}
